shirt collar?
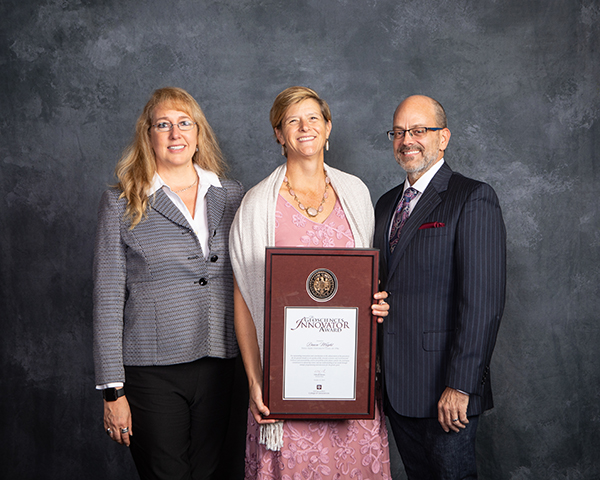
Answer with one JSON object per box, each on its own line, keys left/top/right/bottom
{"left": 404, "top": 158, "right": 445, "bottom": 194}
{"left": 148, "top": 164, "right": 222, "bottom": 196}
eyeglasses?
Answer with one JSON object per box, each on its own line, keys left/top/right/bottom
{"left": 151, "top": 120, "right": 197, "bottom": 132}
{"left": 386, "top": 127, "right": 443, "bottom": 141}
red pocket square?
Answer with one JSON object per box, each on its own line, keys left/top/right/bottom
{"left": 419, "top": 222, "right": 445, "bottom": 230}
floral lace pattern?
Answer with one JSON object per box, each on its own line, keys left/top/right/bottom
{"left": 276, "top": 196, "right": 355, "bottom": 248}
{"left": 245, "top": 402, "right": 391, "bottom": 480}
{"left": 245, "top": 196, "right": 391, "bottom": 479}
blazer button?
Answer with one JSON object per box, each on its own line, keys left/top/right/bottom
{"left": 198, "top": 278, "right": 207, "bottom": 286}
{"left": 210, "top": 255, "right": 218, "bottom": 263}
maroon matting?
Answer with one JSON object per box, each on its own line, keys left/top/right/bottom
{"left": 263, "top": 247, "right": 379, "bottom": 419}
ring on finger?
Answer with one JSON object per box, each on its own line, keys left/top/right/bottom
{"left": 106, "top": 428, "right": 112, "bottom": 435}
{"left": 452, "top": 418, "right": 459, "bottom": 422}
{"left": 121, "top": 427, "right": 129, "bottom": 434}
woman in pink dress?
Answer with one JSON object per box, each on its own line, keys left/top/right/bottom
{"left": 230, "top": 86, "right": 391, "bottom": 479}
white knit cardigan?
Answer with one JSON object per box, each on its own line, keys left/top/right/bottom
{"left": 229, "top": 162, "right": 375, "bottom": 363}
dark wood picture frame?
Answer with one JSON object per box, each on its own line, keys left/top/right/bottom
{"left": 263, "top": 247, "right": 379, "bottom": 419}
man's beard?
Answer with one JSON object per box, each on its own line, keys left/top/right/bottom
{"left": 395, "top": 146, "right": 438, "bottom": 177}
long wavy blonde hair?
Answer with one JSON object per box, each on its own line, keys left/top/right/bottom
{"left": 115, "top": 87, "right": 227, "bottom": 228}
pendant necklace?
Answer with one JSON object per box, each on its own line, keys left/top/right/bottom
{"left": 284, "top": 170, "right": 330, "bottom": 218}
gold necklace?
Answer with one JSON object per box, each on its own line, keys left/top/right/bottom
{"left": 284, "top": 170, "right": 330, "bottom": 218}
{"left": 172, "top": 175, "right": 198, "bottom": 193}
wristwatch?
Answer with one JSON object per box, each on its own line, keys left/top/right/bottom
{"left": 102, "top": 387, "right": 125, "bottom": 402}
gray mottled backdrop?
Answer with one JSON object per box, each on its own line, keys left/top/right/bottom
{"left": 1, "top": 0, "right": 598, "bottom": 478}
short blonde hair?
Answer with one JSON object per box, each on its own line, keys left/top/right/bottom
{"left": 269, "top": 86, "right": 332, "bottom": 144}
{"left": 115, "top": 87, "right": 227, "bottom": 228}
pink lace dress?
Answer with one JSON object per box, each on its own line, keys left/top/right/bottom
{"left": 244, "top": 195, "right": 391, "bottom": 480}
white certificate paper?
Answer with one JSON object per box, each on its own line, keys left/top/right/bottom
{"left": 283, "top": 307, "right": 358, "bottom": 400}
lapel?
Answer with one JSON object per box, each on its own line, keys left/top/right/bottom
{"left": 387, "top": 162, "right": 453, "bottom": 279}
{"left": 206, "top": 184, "right": 227, "bottom": 251}
{"left": 150, "top": 188, "right": 192, "bottom": 230}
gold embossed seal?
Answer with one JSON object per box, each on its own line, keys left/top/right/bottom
{"left": 307, "top": 268, "right": 338, "bottom": 302}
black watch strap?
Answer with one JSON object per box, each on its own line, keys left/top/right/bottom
{"left": 102, "top": 387, "right": 125, "bottom": 402}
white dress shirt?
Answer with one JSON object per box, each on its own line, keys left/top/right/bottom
{"left": 388, "top": 159, "right": 445, "bottom": 238}
{"left": 149, "top": 164, "right": 222, "bottom": 260}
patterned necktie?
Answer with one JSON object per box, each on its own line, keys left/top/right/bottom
{"left": 389, "top": 187, "right": 418, "bottom": 252}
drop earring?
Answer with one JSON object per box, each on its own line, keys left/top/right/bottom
{"left": 281, "top": 144, "right": 286, "bottom": 156}
{"left": 325, "top": 139, "right": 329, "bottom": 151}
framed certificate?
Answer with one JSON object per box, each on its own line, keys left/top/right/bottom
{"left": 263, "top": 247, "right": 379, "bottom": 419}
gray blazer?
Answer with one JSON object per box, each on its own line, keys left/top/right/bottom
{"left": 93, "top": 180, "right": 243, "bottom": 385}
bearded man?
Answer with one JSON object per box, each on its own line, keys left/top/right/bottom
{"left": 374, "top": 95, "right": 506, "bottom": 479}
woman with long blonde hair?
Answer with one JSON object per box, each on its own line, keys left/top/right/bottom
{"left": 93, "top": 87, "right": 244, "bottom": 479}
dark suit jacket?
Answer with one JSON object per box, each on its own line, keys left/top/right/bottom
{"left": 374, "top": 162, "right": 506, "bottom": 418}
{"left": 93, "top": 180, "right": 243, "bottom": 385}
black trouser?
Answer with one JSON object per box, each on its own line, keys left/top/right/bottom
{"left": 385, "top": 388, "right": 479, "bottom": 480}
{"left": 125, "top": 357, "right": 237, "bottom": 480}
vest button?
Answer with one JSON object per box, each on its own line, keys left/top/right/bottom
{"left": 210, "top": 255, "right": 218, "bottom": 262}
{"left": 198, "top": 278, "right": 207, "bottom": 286}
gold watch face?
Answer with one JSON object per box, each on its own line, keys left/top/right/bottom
{"left": 306, "top": 269, "right": 338, "bottom": 302}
